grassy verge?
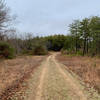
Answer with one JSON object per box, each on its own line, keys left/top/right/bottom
{"left": 56, "top": 53, "right": 100, "bottom": 94}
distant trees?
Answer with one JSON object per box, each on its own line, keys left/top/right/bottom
{"left": 89, "top": 16, "right": 100, "bottom": 55}
{"left": 69, "top": 20, "right": 80, "bottom": 53}
{"left": 0, "top": 0, "right": 100, "bottom": 58}
{"left": 45, "top": 35, "right": 66, "bottom": 51}
{"left": 69, "top": 16, "right": 100, "bottom": 56}
{"left": 80, "top": 18, "right": 90, "bottom": 55}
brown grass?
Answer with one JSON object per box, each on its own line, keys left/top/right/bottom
{"left": 0, "top": 56, "right": 46, "bottom": 100}
{"left": 56, "top": 53, "right": 100, "bottom": 94}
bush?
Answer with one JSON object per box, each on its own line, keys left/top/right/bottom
{"left": 0, "top": 42, "right": 15, "bottom": 59}
{"left": 33, "top": 44, "right": 48, "bottom": 55}
{"left": 61, "top": 49, "right": 67, "bottom": 54}
{"left": 76, "top": 51, "right": 83, "bottom": 56}
{"left": 61, "top": 48, "right": 75, "bottom": 55}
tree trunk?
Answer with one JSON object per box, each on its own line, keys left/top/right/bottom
{"left": 76, "top": 37, "right": 78, "bottom": 53}
{"left": 86, "top": 39, "right": 88, "bottom": 54}
{"left": 83, "top": 37, "right": 87, "bottom": 56}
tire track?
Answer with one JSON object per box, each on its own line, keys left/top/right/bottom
{"left": 35, "top": 57, "right": 50, "bottom": 100}
{"left": 17, "top": 53, "right": 99, "bottom": 100}
{"left": 52, "top": 54, "right": 87, "bottom": 100}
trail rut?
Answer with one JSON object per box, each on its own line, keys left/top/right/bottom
{"left": 35, "top": 57, "right": 50, "bottom": 100}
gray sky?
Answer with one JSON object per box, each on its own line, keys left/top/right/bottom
{"left": 6, "top": 0, "right": 100, "bottom": 36}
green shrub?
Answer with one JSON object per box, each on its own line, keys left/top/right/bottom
{"left": 0, "top": 42, "right": 15, "bottom": 59}
{"left": 33, "top": 44, "right": 48, "bottom": 55}
{"left": 76, "top": 51, "right": 83, "bottom": 56}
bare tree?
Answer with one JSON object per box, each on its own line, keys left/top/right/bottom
{"left": 0, "top": 0, "right": 11, "bottom": 40}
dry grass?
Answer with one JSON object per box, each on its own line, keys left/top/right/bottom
{"left": 56, "top": 53, "right": 100, "bottom": 94}
{"left": 0, "top": 56, "right": 45, "bottom": 99}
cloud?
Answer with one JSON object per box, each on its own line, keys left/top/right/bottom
{"left": 6, "top": 0, "right": 100, "bottom": 35}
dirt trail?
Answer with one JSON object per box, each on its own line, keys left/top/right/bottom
{"left": 35, "top": 57, "right": 50, "bottom": 100}
{"left": 11, "top": 53, "right": 100, "bottom": 100}
{"left": 52, "top": 54, "right": 87, "bottom": 100}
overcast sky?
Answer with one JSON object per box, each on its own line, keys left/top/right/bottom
{"left": 6, "top": 0, "right": 100, "bottom": 36}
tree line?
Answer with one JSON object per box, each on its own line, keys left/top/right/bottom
{"left": 0, "top": 0, "right": 100, "bottom": 58}
{"left": 69, "top": 16, "right": 100, "bottom": 56}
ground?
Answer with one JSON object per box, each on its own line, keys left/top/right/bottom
{"left": 0, "top": 56, "right": 45, "bottom": 100}
{"left": 57, "top": 53, "right": 100, "bottom": 94}
{"left": 0, "top": 53, "right": 100, "bottom": 100}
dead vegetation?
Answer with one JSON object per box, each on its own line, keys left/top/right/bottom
{"left": 0, "top": 56, "right": 45, "bottom": 100}
{"left": 56, "top": 53, "right": 100, "bottom": 94}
